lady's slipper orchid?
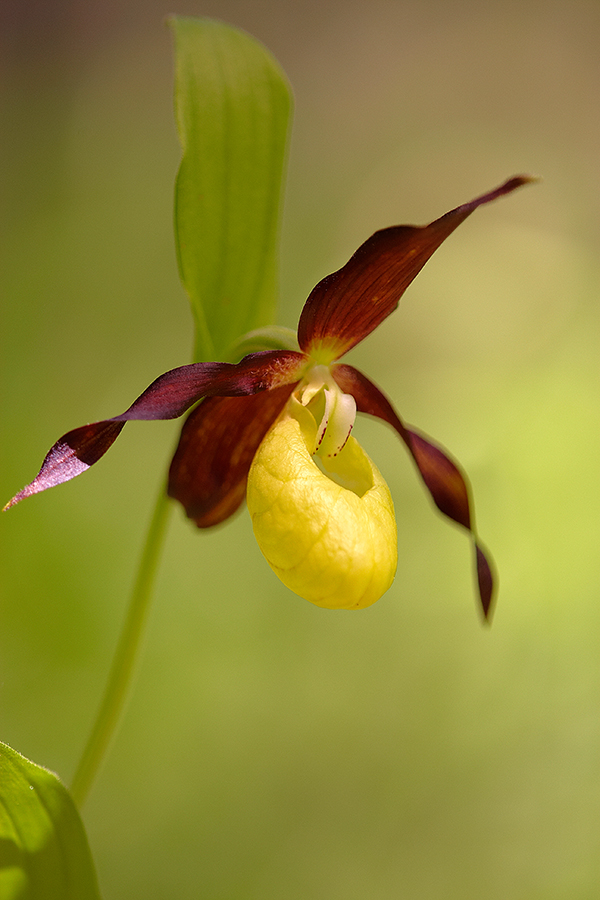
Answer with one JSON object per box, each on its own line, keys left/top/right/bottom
{"left": 5, "top": 176, "right": 533, "bottom": 617}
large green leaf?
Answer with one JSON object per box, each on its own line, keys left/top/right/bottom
{"left": 169, "top": 16, "right": 293, "bottom": 362}
{"left": 0, "top": 742, "right": 100, "bottom": 900}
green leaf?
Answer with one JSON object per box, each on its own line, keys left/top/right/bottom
{"left": 169, "top": 16, "right": 293, "bottom": 362}
{"left": 0, "top": 742, "right": 101, "bottom": 900}
{"left": 226, "top": 325, "right": 299, "bottom": 360}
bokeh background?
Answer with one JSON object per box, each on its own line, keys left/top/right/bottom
{"left": 2, "top": 1, "right": 600, "bottom": 897}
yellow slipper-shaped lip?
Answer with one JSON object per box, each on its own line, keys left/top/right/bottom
{"left": 247, "top": 406, "right": 397, "bottom": 610}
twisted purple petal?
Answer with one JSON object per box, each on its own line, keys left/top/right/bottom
{"left": 5, "top": 351, "right": 305, "bottom": 509}
{"left": 333, "top": 363, "right": 495, "bottom": 618}
{"left": 298, "top": 176, "right": 535, "bottom": 360}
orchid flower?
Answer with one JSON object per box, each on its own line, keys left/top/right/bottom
{"left": 5, "top": 176, "right": 533, "bottom": 617}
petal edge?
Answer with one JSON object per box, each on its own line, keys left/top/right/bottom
{"left": 333, "top": 364, "right": 495, "bottom": 617}
{"left": 4, "top": 351, "right": 306, "bottom": 508}
{"left": 298, "top": 176, "right": 535, "bottom": 359}
{"left": 168, "top": 383, "right": 297, "bottom": 527}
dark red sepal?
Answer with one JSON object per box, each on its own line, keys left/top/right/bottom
{"left": 4, "top": 421, "right": 125, "bottom": 509}
{"left": 5, "top": 351, "right": 305, "bottom": 509}
{"left": 110, "top": 350, "right": 305, "bottom": 421}
{"left": 298, "top": 176, "right": 535, "bottom": 360}
{"left": 169, "top": 383, "right": 297, "bottom": 527}
{"left": 475, "top": 544, "right": 495, "bottom": 621}
{"left": 333, "top": 363, "right": 495, "bottom": 618}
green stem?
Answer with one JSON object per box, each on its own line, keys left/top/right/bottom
{"left": 70, "top": 483, "right": 172, "bottom": 808}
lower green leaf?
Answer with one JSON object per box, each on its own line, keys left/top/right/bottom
{"left": 0, "top": 742, "right": 100, "bottom": 900}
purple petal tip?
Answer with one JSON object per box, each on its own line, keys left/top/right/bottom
{"left": 476, "top": 544, "right": 495, "bottom": 621}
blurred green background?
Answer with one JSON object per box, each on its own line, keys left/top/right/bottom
{"left": 2, "top": 1, "right": 600, "bottom": 897}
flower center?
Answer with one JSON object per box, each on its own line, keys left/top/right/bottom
{"left": 297, "top": 364, "right": 356, "bottom": 458}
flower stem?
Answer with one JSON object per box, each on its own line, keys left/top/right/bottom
{"left": 70, "top": 483, "right": 172, "bottom": 808}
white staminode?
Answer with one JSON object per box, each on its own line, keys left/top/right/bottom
{"left": 298, "top": 364, "right": 357, "bottom": 458}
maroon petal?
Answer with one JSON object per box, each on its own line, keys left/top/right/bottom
{"left": 4, "top": 351, "right": 305, "bottom": 509}
{"left": 333, "top": 363, "right": 495, "bottom": 618}
{"left": 475, "top": 544, "right": 494, "bottom": 621}
{"left": 3, "top": 421, "right": 125, "bottom": 509}
{"left": 298, "top": 176, "right": 535, "bottom": 360}
{"left": 168, "top": 383, "right": 297, "bottom": 527}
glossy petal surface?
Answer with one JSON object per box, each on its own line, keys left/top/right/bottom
{"left": 298, "top": 176, "right": 533, "bottom": 360}
{"left": 169, "top": 383, "right": 297, "bottom": 527}
{"left": 5, "top": 351, "right": 305, "bottom": 509}
{"left": 247, "top": 409, "right": 397, "bottom": 610}
{"left": 333, "top": 364, "right": 494, "bottom": 617}
{"left": 111, "top": 350, "right": 305, "bottom": 420}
